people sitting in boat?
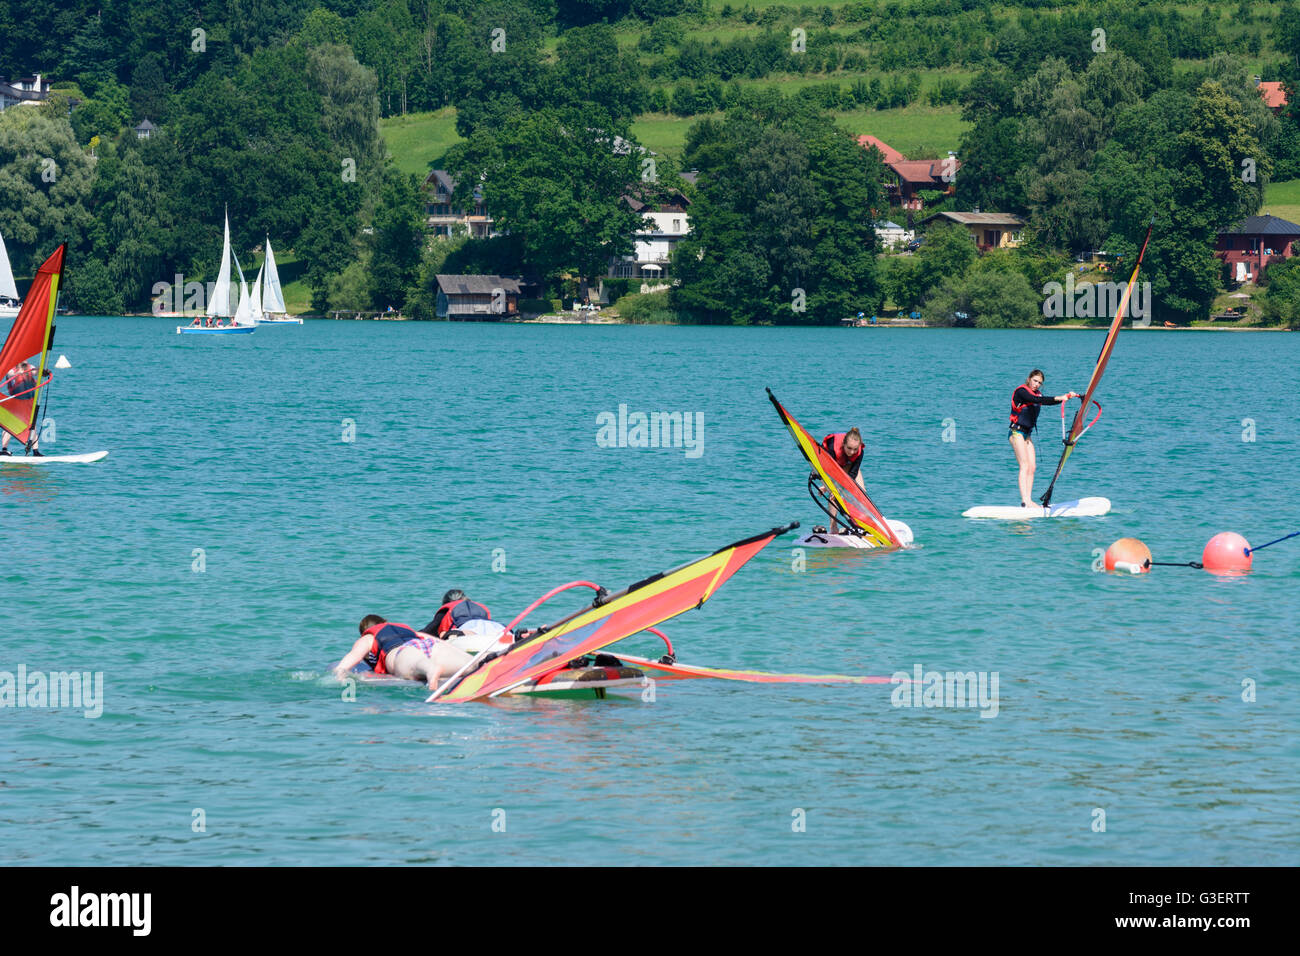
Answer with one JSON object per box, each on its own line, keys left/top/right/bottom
{"left": 333, "top": 615, "right": 473, "bottom": 690}
{"left": 0, "top": 362, "right": 48, "bottom": 457}
{"left": 423, "top": 590, "right": 491, "bottom": 637}
{"left": 819, "top": 427, "right": 866, "bottom": 533}
{"left": 1008, "top": 369, "right": 1077, "bottom": 507}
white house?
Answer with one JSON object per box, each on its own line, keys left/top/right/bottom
{"left": 0, "top": 74, "right": 51, "bottom": 112}
{"left": 609, "top": 193, "right": 691, "bottom": 287}
{"left": 873, "top": 220, "right": 913, "bottom": 250}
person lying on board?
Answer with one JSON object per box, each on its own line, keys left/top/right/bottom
{"left": 819, "top": 427, "right": 866, "bottom": 533}
{"left": 423, "top": 590, "right": 491, "bottom": 637}
{"left": 1008, "top": 369, "right": 1077, "bottom": 508}
{"left": 333, "top": 615, "right": 473, "bottom": 690}
{"left": 0, "top": 362, "right": 48, "bottom": 457}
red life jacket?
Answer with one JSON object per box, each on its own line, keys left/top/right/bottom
{"left": 362, "top": 622, "right": 417, "bottom": 674}
{"left": 428, "top": 599, "right": 491, "bottom": 637}
{"left": 822, "top": 432, "right": 863, "bottom": 470}
{"left": 1009, "top": 385, "right": 1041, "bottom": 428}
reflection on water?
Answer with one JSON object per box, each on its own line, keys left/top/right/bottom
{"left": 0, "top": 464, "right": 58, "bottom": 503}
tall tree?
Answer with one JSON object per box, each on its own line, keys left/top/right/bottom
{"left": 450, "top": 108, "right": 644, "bottom": 290}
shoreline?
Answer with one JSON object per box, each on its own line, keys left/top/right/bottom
{"left": 89, "top": 313, "right": 1296, "bottom": 331}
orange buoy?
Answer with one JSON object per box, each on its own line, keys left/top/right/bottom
{"left": 1201, "top": 532, "right": 1252, "bottom": 574}
{"left": 1105, "top": 537, "right": 1151, "bottom": 573}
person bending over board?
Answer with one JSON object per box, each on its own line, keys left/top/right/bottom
{"left": 0, "top": 362, "right": 48, "bottom": 457}
{"left": 333, "top": 615, "right": 473, "bottom": 690}
{"left": 1009, "top": 369, "right": 1076, "bottom": 507}
{"left": 819, "top": 427, "right": 866, "bottom": 533}
{"left": 422, "top": 589, "right": 491, "bottom": 637}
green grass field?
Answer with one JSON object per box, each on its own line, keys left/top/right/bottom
{"left": 379, "top": 108, "right": 461, "bottom": 178}
{"left": 1263, "top": 178, "right": 1300, "bottom": 225}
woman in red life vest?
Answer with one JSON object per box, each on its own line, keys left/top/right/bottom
{"left": 1009, "top": 369, "right": 1076, "bottom": 507}
{"left": 333, "top": 614, "right": 473, "bottom": 690}
{"left": 819, "top": 427, "right": 865, "bottom": 533}
{"left": 0, "top": 361, "right": 48, "bottom": 457}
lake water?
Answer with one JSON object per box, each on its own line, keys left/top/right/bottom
{"left": 2, "top": 318, "right": 1297, "bottom": 864}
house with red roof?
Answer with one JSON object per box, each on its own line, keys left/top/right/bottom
{"left": 1257, "top": 79, "right": 1288, "bottom": 112}
{"left": 857, "top": 135, "right": 960, "bottom": 210}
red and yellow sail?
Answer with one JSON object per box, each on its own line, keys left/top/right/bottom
{"left": 0, "top": 244, "right": 64, "bottom": 444}
{"left": 434, "top": 523, "right": 795, "bottom": 702}
{"left": 766, "top": 389, "right": 901, "bottom": 548}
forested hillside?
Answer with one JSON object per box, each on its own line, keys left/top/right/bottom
{"left": 2, "top": 0, "right": 1299, "bottom": 323}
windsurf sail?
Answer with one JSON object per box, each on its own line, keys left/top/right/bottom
{"left": 1040, "top": 223, "right": 1153, "bottom": 507}
{"left": 615, "top": 652, "right": 894, "bottom": 685}
{"left": 431, "top": 522, "right": 798, "bottom": 702}
{"left": 0, "top": 244, "right": 64, "bottom": 445}
{"left": 766, "top": 388, "right": 902, "bottom": 548}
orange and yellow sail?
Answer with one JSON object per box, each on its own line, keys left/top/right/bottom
{"left": 433, "top": 523, "right": 797, "bottom": 702}
{"left": 0, "top": 244, "right": 64, "bottom": 445}
{"left": 766, "top": 388, "right": 902, "bottom": 548}
{"left": 1041, "top": 223, "right": 1154, "bottom": 506}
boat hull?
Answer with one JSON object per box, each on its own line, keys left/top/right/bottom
{"left": 256, "top": 317, "right": 302, "bottom": 325}
{"left": 176, "top": 326, "right": 255, "bottom": 334}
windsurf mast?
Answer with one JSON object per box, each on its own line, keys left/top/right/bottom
{"left": 0, "top": 244, "right": 65, "bottom": 447}
{"left": 429, "top": 522, "right": 799, "bottom": 703}
{"left": 766, "top": 388, "right": 902, "bottom": 548}
{"left": 1040, "top": 221, "right": 1154, "bottom": 507}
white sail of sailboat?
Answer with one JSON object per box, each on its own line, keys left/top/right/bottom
{"left": 0, "top": 229, "right": 21, "bottom": 319}
{"left": 205, "top": 211, "right": 233, "bottom": 319}
{"left": 250, "top": 262, "right": 264, "bottom": 319}
{"left": 256, "top": 237, "right": 301, "bottom": 323}
{"left": 231, "top": 250, "right": 256, "bottom": 326}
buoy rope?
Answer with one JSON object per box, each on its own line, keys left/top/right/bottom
{"left": 1144, "top": 559, "right": 1204, "bottom": 569}
{"left": 1245, "top": 531, "right": 1299, "bottom": 555}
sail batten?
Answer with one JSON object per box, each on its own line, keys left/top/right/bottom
{"left": 767, "top": 389, "right": 901, "bottom": 548}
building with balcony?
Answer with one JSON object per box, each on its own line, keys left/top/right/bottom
{"left": 422, "top": 170, "right": 495, "bottom": 239}
{"left": 1216, "top": 214, "right": 1300, "bottom": 283}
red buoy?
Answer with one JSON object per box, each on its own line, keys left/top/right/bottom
{"left": 1201, "top": 532, "right": 1252, "bottom": 574}
{"left": 1105, "top": 537, "right": 1151, "bottom": 573}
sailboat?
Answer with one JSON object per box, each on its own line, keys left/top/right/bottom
{"left": 1, "top": 244, "right": 109, "bottom": 465}
{"left": 255, "top": 237, "right": 300, "bottom": 324}
{"left": 177, "top": 210, "right": 255, "bottom": 334}
{"left": 0, "top": 230, "right": 21, "bottom": 320}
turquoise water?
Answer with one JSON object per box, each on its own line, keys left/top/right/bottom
{"left": 2, "top": 318, "right": 1297, "bottom": 865}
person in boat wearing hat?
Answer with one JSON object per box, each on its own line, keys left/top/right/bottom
{"left": 818, "top": 426, "right": 866, "bottom": 533}
{"left": 333, "top": 615, "right": 473, "bottom": 690}
{"left": 1008, "top": 369, "right": 1077, "bottom": 507}
{"left": 0, "top": 361, "right": 48, "bottom": 457}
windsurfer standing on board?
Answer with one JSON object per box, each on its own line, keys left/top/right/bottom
{"left": 820, "top": 427, "right": 865, "bottom": 533}
{"left": 0, "top": 361, "right": 48, "bottom": 457}
{"left": 1009, "top": 369, "right": 1076, "bottom": 507}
